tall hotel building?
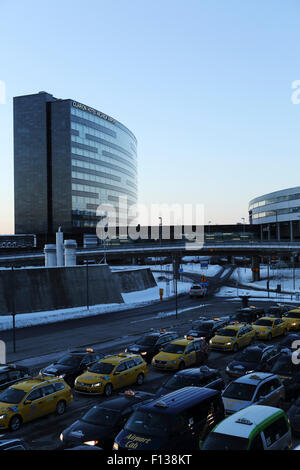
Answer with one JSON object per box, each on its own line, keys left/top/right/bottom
{"left": 13, "top": 91, "right": 137, "bottom": 237}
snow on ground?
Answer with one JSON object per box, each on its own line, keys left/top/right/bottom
{"left": 111, "top": 262, "right": 222, "bottom": 278}
{"left": 0, "top": 274, "right": 190, "bottom": 331}
{"left": 215, "top": 285, "right": 300, "bottom": 302}
{"left": 231, "top": 266, "right": 300, "bottom": 293}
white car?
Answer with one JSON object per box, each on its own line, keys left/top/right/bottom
{"left": 222, "top": 372, "right": 285, "bottom": 415}
{"left": 189, "top": 285, "right": 207, "bottom": 298}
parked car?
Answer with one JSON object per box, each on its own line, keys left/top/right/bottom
{"left": 209, "top": 324, "right": 255, "bottom": 352}
{"left": 287, "top": 394, "right": 300, "bottom": 434}
{"left": 230, "top": 307, "right": 265, "bottom": 324}
{"left": 186, "top": 319, "right": 229, "bottom": 341}
{"left": 265, "top": 305, "right": 290, "bottom": 318}
{"left": 0, "top": 364, "right": 30, "bottom": 392}
{"left": 200, "top": 405, "right": 292, "bottom": 450}
{"left": 125, "top": 330, "right": 180, "bottom": 363}
{"left": 222, "top": 372, "right": 285, "bottom": 415}
{"left": 152, "top": 337, "right": 208, "bottom": 371}
{"left": 60, "top": 390, "right": 155, "bottom": 449}
{"left": 225, "top": 345, "right": 281, "bottom": 378}
{"left": 40, "top": 348, "right": 104, "bottom": 386}
{"left": 156, "top": 366, "right": 224, "bottom": 396}
{"left": 113, "top": 387, "right": 225, "bottom": 451}
{"left": 271, "top": 353, "right": 300, "bottom": 401}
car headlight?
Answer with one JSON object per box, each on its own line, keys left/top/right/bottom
{"left": 84, "top": 440, "right": 98, "bottom": 446}
{"left": 59, "top": 374, "right": 66, "bottom": 379}
{"left": 225, "top": 342, "right": 232, "bottom": 345}
{"left": 225, "top": 366, "right": 230, "bottom": 371}
{"left": 113, "top": 442, "right": 119, "bottom": 450}
{"left": 91, "top": 382, "right": 102, "bottom": 387}
{"left": 141, "top": 352, "right": 147, "bottom": 356}
{"left": 246, "top": 370, "right": 254, "bottom": 374}
{"left": 0, "top": 414, "right": 7, "bottom": 420}
{"left": 59, "top": 433, "right": 64, "bottom": 442}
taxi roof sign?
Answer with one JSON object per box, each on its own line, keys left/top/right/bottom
{"left": 236, "top": 417, "right": 253, "bottom": 425}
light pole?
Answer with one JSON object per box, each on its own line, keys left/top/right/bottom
{"left": 11, "top": 265, "right": 16, "bottom": 353}
{"left": 85, "top": 260, "right": 89, "bottom": 311}
{"left": 241, "top": 217, "right": 245, "bottom": 234}
{"left": 158, "top": 217, "right": 162, "bottom": 271}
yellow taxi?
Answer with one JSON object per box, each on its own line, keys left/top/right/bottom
{"left": 209, "top": 324, "right": 255, "bottom": 352}
{"left": 282, "top": 309, "right": 300, "bottom": 331}
{"left": 252, "top": 316, "right": 288, "bottom": 340}
{"left": 0, "top": 376, "right": 72, "bottom": 431}
{"left": 74, "top": 353, "right": 148, "bottom": 397}
{"left": 151, "top": 337, "right": 208, "bottom": 371}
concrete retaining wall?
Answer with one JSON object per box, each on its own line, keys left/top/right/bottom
{"left": 113, "top": 268, "right": 157, "bottom": 293}
{"left": 0, "top": 265, "right": 123, "bottom": 315}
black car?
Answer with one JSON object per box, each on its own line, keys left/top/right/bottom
{"left": 265, "top": 305, "right": 290, "bottom": 318}
{"left": 225, "top": 345, "right": 282, "bottom": 378}
{"left": 0, "top": 364, "right": 30, "bottom": 392}
{"left": 40, "top": 349, "right": 104, "bottom": 386}
{"left": 60, "top": 390, "right": 155, "bottom": 449}
{"left": 287, "top": 395, "right": 300, "bottom": 434}
{"left": 187, "top": 319, "right": 229, "bottom": 341}
{"left": 230, "top": 307, "right": 265, "bottom": 324}
{"left": 279, "top": 333, "right": 300, "bottom": 350}
{"left": 156, "top": 366, "right": 224, "bottom": 396}
{"left": 126, "top": 330, "right": 180, "bottom": 363}
{"left": 0, "top": 438, "right": 30, "bottom": 450}
{"left": 271, "top": 352, "right": 300, "bottom": 400}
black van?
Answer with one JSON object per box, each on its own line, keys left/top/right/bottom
{"left": 113, "top": 386, "right": 225, "bottom": 451}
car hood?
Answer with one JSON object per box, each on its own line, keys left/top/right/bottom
{"left": 252, "top": 325, "right": 270, "bottom": 331}
{"left": 128, "top": 344, "right": 152, "bottom": 352}
{"left": 63, "top": 419, "right": 115, "bottom": 444}
{"left": 222, "top": 397, "right": 250, "bottom": 413}
{"left": 42, "top": 363, "right": 74, "bottom": 375}
{"left": 211, "top": 335, "right": 234, "bottom": 343}
{"left": 76, "top": 371, "right": 109, "bottom": 384}
{"left": 0, "top": 402, "right": 19, "bottom": 413}
{"left": 154, "top": 352, "right": 180, "bottom": 361}
{"left": 228, "top": 360, "right": 258, "bottom": 372}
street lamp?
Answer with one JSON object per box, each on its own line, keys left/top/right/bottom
{"left": 241, "top": 217, "right": 245, "bottom": 234}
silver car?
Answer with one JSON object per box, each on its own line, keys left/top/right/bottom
{"left": 222, "top": 372, "right": 285, "bottom": 415}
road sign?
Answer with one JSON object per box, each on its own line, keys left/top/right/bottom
{"left": 200, "top": 262, "right": 208, "bottom": 268}
{"left": 200, "top": 275, "right": 207, "bottom": 282}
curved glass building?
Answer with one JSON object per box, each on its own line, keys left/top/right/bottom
{"left": 249, "top": 186, "right": 300, "bottom": 241}
{"left": 14, "top": 92, "right": 137, "bottom": 235}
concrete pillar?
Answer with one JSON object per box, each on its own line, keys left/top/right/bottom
{"left": 64, "top": 240, "right": 77, "bottom": 266}
{"left": 277, "top": 222, "right": 280, "bottom": 241}
{"left": 290, "top": 221, "right": 294, "bottom": 242}
{"left": 56, "top": 227, "right": 64, "bottom": 267}
{"left": 44, "top": 244, "right": 57, "bottom": 267}
{"left": 267, "top": 224, "right": 271, "bottom": 241}
{"left": 251, "top": 256, "right": 260, "bottom": 282}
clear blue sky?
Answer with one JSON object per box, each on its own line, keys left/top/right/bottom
{"left": 1, "top": 0, "right": 300, "bottom": 233}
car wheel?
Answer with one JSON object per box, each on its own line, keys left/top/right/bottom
{"left": 104, "top": 383, "right": 113, "bottom": 397}
{"left": 233, "top": 344, "right": 239, "bottom": 353}
{"left": 179, "top": 362, "right": 185, "bottom": 370}
{"left": 136, "top": 373, "right": 144, "bottom": 385}
{"left": 9, "top": 415, "right": 22, "bottom": 431}
{"left": 268, "top": 333, "right": 272, "bottom": 342}
{"left": 56, "top": 400, "right": 66, "bottom": 416}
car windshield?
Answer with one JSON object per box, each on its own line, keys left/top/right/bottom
{"left": 254, "top": 319, "right": 273, "bottom": 327}
{"left": 164, "top": 375, "right": 202, "bottom": 390}
{"left": 235, "top": 349, "right": 262, "bottom": 363}
{"left": 223, "top": 382, "right": 257, "bottom": 401}
{"left": 82, "top": 406, "right": 120, "bottom": 426}
{"left": 217, "top": 328, "right": 237, "bottom": 337}
{"left": 162, "top": 343, "right": 186, "bottom": 354}
{"left": 284, "top": 312, "right": 300, "bottom": 319}
{"left": 88, "top": 362, "right": 115, "bottom": 374}
{"left": 125, "top": 410, "right": 171, "bottom": 437}
{"left": 0, "top": 388, "right": 27, "bottom": 404}
{"left": 55, "top": 355, "right": 82, "bottom": 367}
{"left": 202, "top": 432, "right": 248, "bottom": 450}
{"left": 192, "top": 322, "right": 212, "bottom": 331}
{"left": 191, "top": 286, "right": 202, "bottom": 290}
{"left": 136, "top": 336, "right": 157, "bottom": 346}
{"left": 272, "top": 357, "right": 300, "bottom": 376}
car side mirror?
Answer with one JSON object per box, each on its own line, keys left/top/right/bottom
{"left": 114, "top": 371, "right": 120, "bottom": 376}
{"left": 159, "top": 347, "right": 164, "bottom": 352}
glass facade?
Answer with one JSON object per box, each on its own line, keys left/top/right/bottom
{"left": 249, "top": 192, "right": 300, "bottom": 211}
{"left": 70, "top": 104, "right": 137, "bottom": 228}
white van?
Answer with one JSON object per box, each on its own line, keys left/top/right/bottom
{"left": 200, "top": 405, "right": 291, "bottom": 450}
